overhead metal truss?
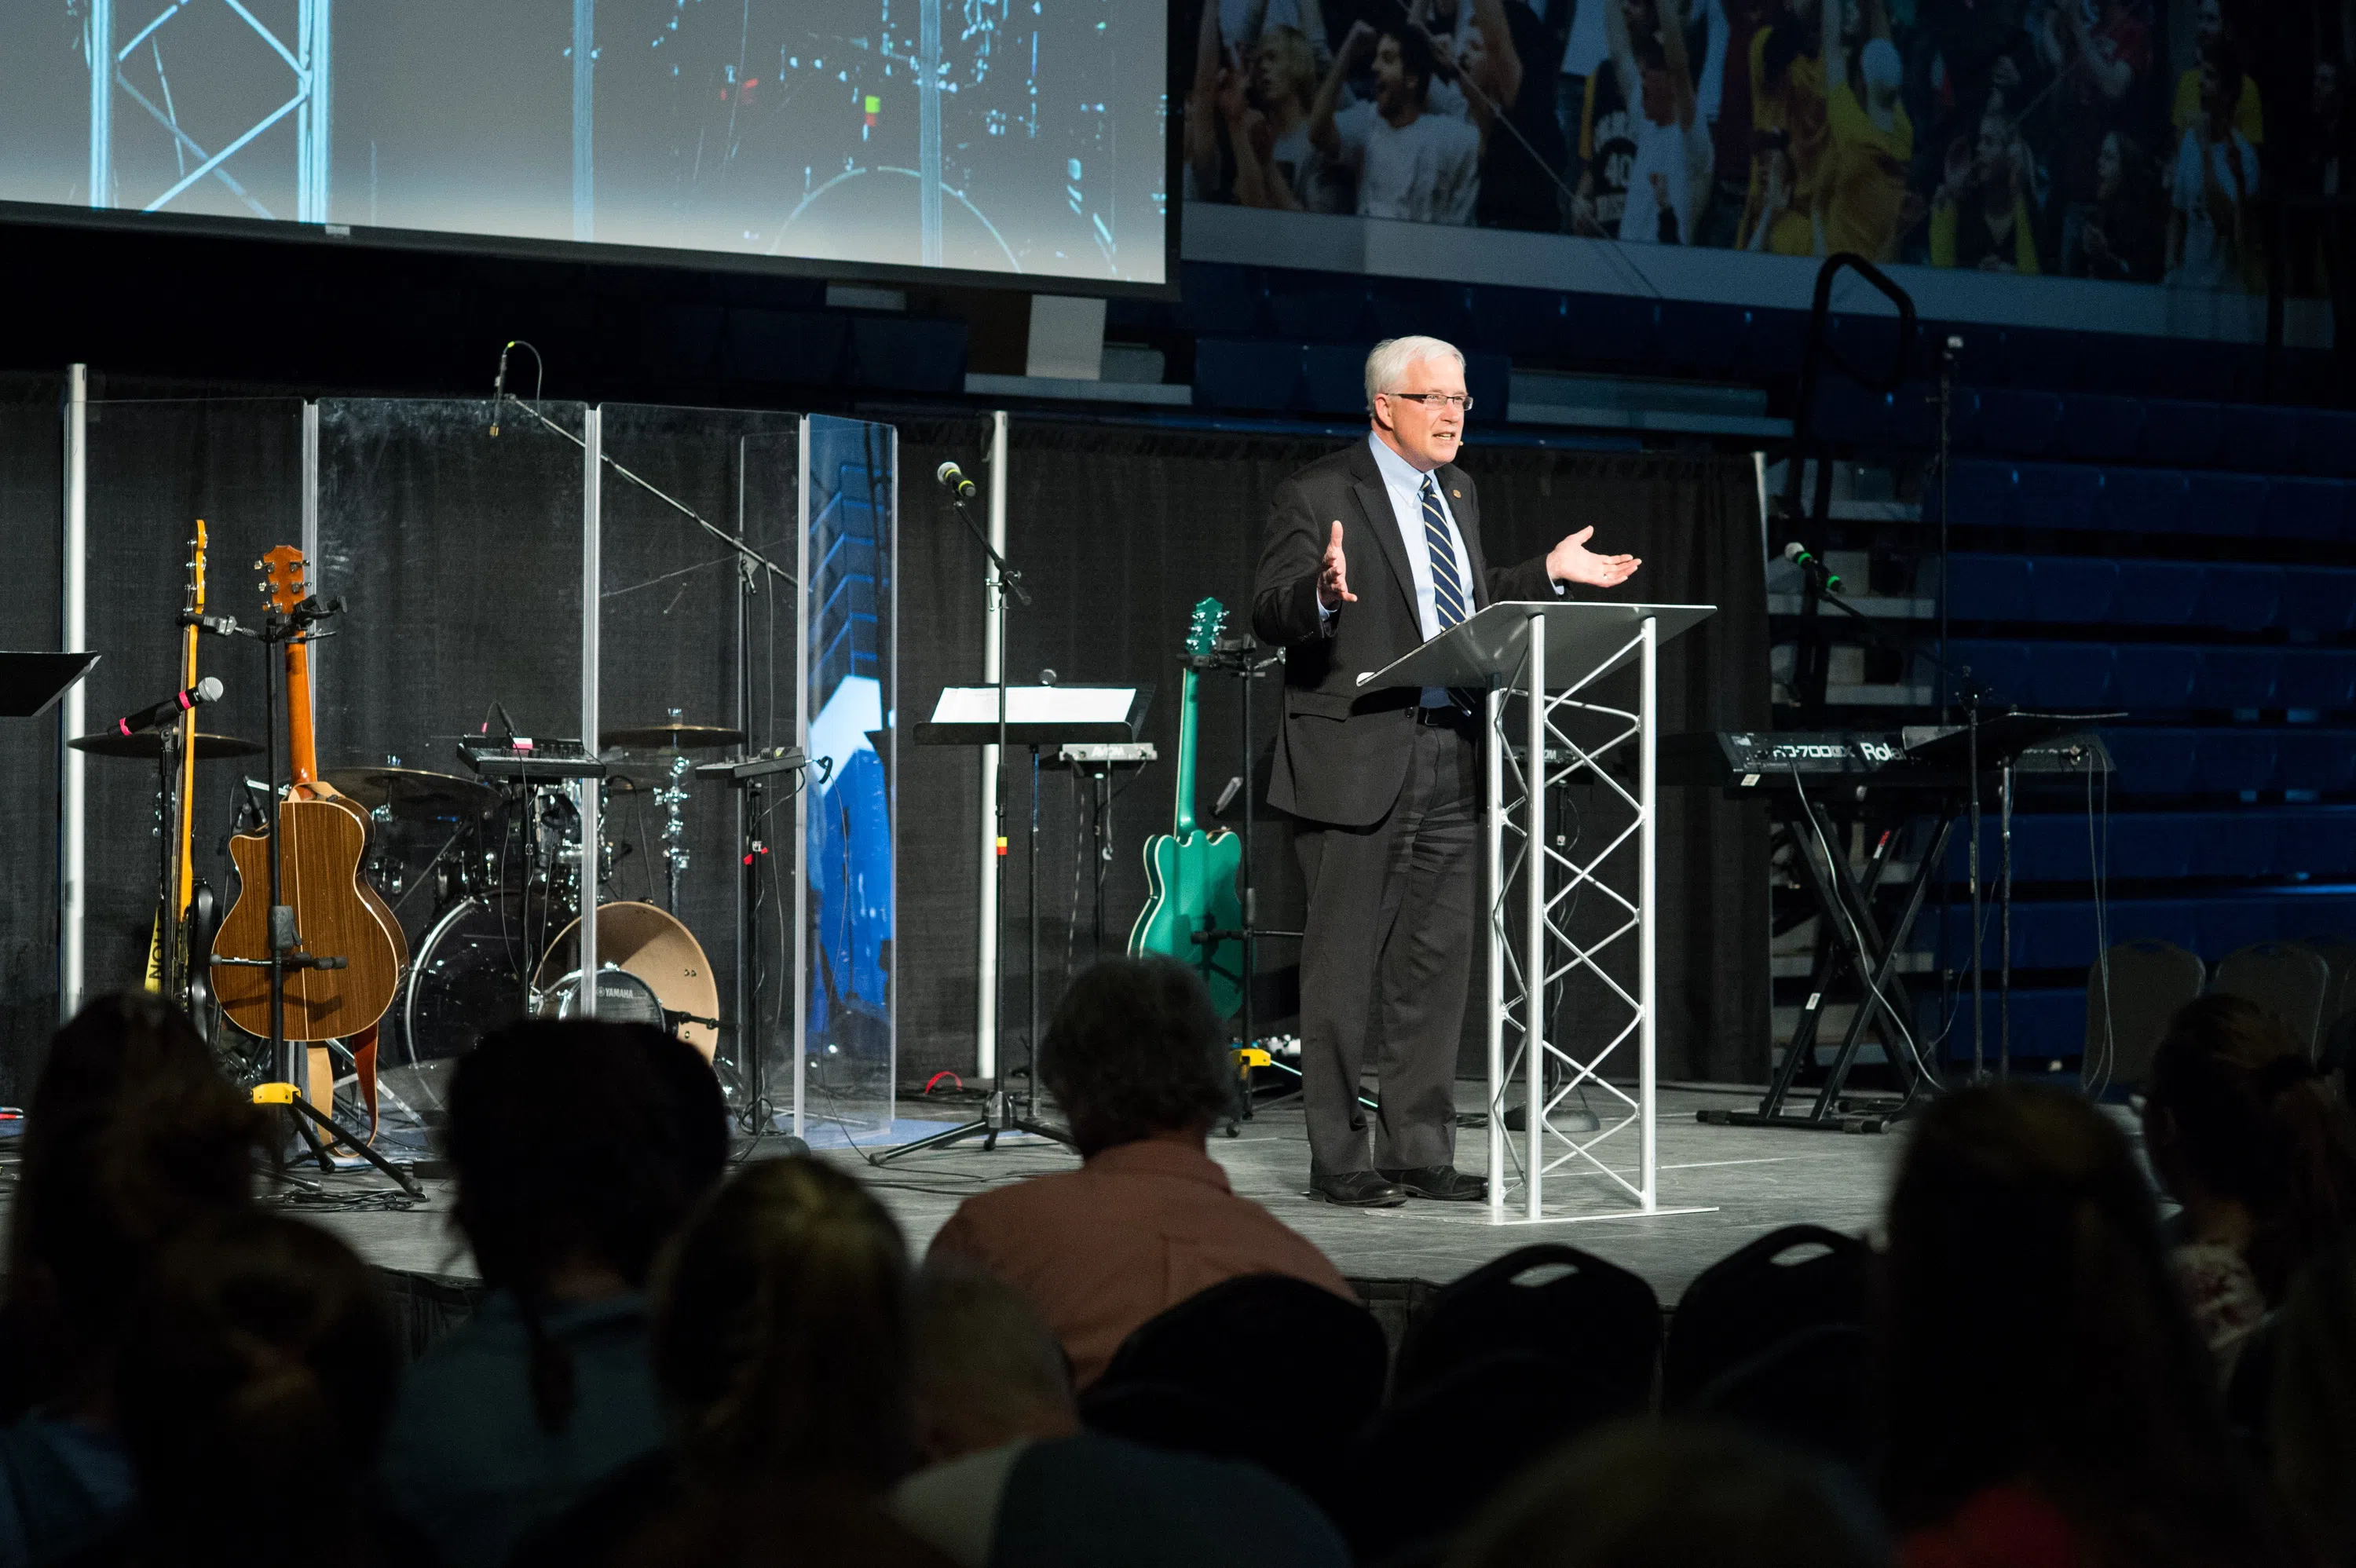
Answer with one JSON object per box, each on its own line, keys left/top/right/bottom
{"left": 86, "top": 0, "right": 331, "bottom": 221}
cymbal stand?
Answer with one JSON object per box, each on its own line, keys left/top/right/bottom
{"left": 657, "top": 707, "right": 691, "bottom": 913}
{"left": 208, "top": 602, "right": 422, "bottom": 1197}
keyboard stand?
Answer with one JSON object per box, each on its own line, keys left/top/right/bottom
{"left": 1700, "top": 793, "right": 1955, "bottom": 1135}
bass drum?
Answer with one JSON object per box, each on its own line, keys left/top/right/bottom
{"left": 387, "top": 894, "right": 537, "bottom": 1116}
{"left": 532, "top": 901, "right": 719, "bottom": 1062}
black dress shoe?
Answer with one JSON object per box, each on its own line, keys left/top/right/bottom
{"left": 1380, "top": 1165, "right": 1487, "bottom": 1201}
{"left": 1311, "top": 1170, "right": 1407, "bottom": 1208}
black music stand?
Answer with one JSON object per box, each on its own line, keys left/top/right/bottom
{"left": 2, "top": 652, "right": 99, "bottom": 718}
{"left": 887, "top": 686, "right": 1150, "bottom": 1160}
{"left": 693, "top": 747, "right": 808, "bottom": 1142}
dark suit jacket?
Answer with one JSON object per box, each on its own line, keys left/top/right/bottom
{"left": 1252, "top": 439, "right": 1560, "bottom": 828}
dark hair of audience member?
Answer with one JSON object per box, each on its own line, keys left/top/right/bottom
{"left": 2145, "top": 995, "right": 2356, "bottom": 1303}
{"left": 114, "top": 1210, "right": 399, "bottom": 1566}
{"left": 447, "top": 1019, "right": 728, "bottom": 1436}
{"left": 908, "top": 1261, "right": 1078, "bottom": 1462}
{"left": 1037, "top": 956, "right": 1233, "bottom": 1158}
{"left": 652, "top": 1155, "right": 916, "bottom": 1491}
{"left": 1879, "top": 1085, "right": 2297, "bottom": 1568}
{"left": 1385, "top": 24, "right": 1438, "bottom": 107}
{"left": 1447, "top": 1419, "right": 1888, "bottom": 1568}
{"left": 7, "top": 993, "right": 265, "bottom": 1413}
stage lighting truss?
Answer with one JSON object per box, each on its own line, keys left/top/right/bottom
{"left": 85, "top": 0, "right": 331, "bottom": 223}
{"left": 1483, "top": 616, "right": 1703, "bottom": 1224}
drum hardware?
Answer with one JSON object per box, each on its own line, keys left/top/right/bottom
{"left": 603, "top": 715, "right": 742, "bottom": 915}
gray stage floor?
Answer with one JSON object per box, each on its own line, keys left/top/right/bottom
{"left": 289, "top": 1084, "right": 1914, "bottom": 1308}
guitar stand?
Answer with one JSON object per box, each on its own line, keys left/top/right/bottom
{"left": 218, "top": 602, "right": 423, "bottom": 1198}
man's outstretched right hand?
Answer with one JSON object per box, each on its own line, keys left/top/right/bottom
{"left": 1318, "top": 520, "right": 1356, "bottom": 612}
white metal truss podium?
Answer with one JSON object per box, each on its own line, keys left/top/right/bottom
{"left": 1359, "top": 601, "right": 1716, "bottom": 1223}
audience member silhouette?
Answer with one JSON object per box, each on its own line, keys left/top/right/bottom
{"left": 2143, "top": 994, "right": 2356, "bottom": 1384}
{"left": 1879, "top": 1085, "right": 2298, "bottom": 1568}
{"left": 928, "top": 956, "right": 1350, "bottom": 1387}
{"left": 514, "top": 1156, "right": 950, "bottom": 1568}
{"left": 0, "top": 995, "right": 263, "bottom": 1566}
{"left": 380, "top": 1019, "right": 729, "bottom": 1568}
{"left": 891, "top": 1262, "right": 1348, "bottom": 1568}
{"left": 97, "top": 1210, "right": 401, "bottom": 1567}
{"left": 1447, "top": 1418, "right": 1887, "bottom": 1568}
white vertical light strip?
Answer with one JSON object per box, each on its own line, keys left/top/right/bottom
{"left": 918, "top": 0, "right": 942, "bottom": 268}
{"left": 578, "top": 406, "right": 600, "bottom": 1010}
{"left": 886, "top": 424, "right": 902, "bottom": 1120}
{"left": 976, "top": 410, "right": 1007, "bottom": 1078}
{"left": 793, "top": 418, "right": 814, "bottom": 1139}
{"left": 298, "top": 0, "right": 331, "bottom": 222}
{"left": 1638, "top": 615, "right": 1659, "bottom": 1212}
{"left": 86, "top": 2, "right": 111, "bottom": 208}
{"left": 1485, "top": 684, "right": 1505, "bottom": 1223}
{"left": 58, "top": 365, "right": 89, "bottom": 1024}
{"left": 1524, "top": 615, "right": 1546, "bottom": 1222}
{"left": 301, "top": 402, "right": 319, "bottom": 732}
{"left": 571, "top": 0, "right": 594, "bottom": 242}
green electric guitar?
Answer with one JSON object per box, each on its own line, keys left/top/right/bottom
{"left": 1129, "top": 598, "right": 1246, "bottom": 1018}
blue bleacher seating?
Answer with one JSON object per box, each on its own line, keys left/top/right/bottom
{"left": 1970, "top": 389, "right": 2064, "bottom": 458}
{"left": 2192, "top": 730, "right": 2279, "bottom": 792}
{"left": 2102, "top": 729, "right": 2201, "bottom": 793}
{"left": 2182, "top": 473, "right": 2271, "bottom": 537}
{"left": 2112, "top": 645, "right": 2202, "bottom": 711}
{"left": 1936, "top": 460, "right": 2019, "bottom": 528}
{"left": 845, "top": 315, "right": 966, "bottom": 391}
{"left": 1176, "top": 264, "right": 1267, "bottom": 334}
{"left": 2193, "top": 647, "right": 2281, "bottom": 709}
{"left": 2264, "top": 477, "right": 2348, "bottom": 541}
{"left": 2015, "top": 463, "right": 2107, "bottom": 531}
{"left": 2303, "top": 408, "right": 2356, "bottom": 479}
{"left": 2106, "top": 813, "right": 2196, "bottom": 880}
{"left": 2111, "top": 563, "right": 2204, "bottom": 627}
{"left": 2281, "top": 570, "right": 2356, "bottom": 634}
{"left": 2190, "top": 812, "right": 2279, "bottom": 879}
{"left": 2026, "top": 557, "right": 2118, "bottom": 622}
{"left": 1192, "top": 339, "right": 1301, "bottom": 411}
{"left": 1468, "top": 287, "right": 1575, "bottom": 359}
{"left": 1367, "top": 277, "right": 1469, "bottom": 343}
{"left": 2108, "top": 897, "right": 2201, "bottom": 952}
{"left": 2193, "top": 565, "right": 2285, "bottom": 634}
{"left": 2137, "top": 400, "right": 2226, "bottom": 468}
{"left": 1942, "top": 555, "right": 2032, "bottom": 620}
{"left": 2288, "top": 813, "right": 2356, "bottom": 875}
{"left": 1564, "top": 294, "right": 1660, "bottom": 364}
{"left": 1266, "top": 283, "right": 1370, "bottom": 343}
{"left": 2277, "top": 652, "right": 2356, "bottom": 712}
{"left": 2025, "top": 643, "right": 2117, "bottom": 707}
{"left": 2278, "top": 729, "right": 2356, "bottom": 793}
{"left": 2197, "top": 898, "right": 2280, "bottom": 959}
{"left": 1655, "top": 302, "right": 1751, "bottom": 375}
{"left": 1988, "top": 988, "right": 2089, "bottom": 1061}
{"left": 1299, "top": 343, "right": 1369, "bottom": 414}
{"left": 2049, "top": 394, "right": 2145, "bottom": 463}
{"left": 2100, "top": 467, "right": 2188, "bottom": 534}
{"left": 1943, "top": 639, "right": 2032, "bottom": 705}
{"left": 2219, "top": 404, "right": 2307, "bottom": 476}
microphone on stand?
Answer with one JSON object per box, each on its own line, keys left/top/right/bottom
{"left": 1783, "top": 541, "right": 1845, "bottom": 594}
{"left": 936, "top": 461, "right": 980, "bottom": 501}
{"left": 489, "top": 342, "right": 514, "bottom": 437}
{"left": 115, "top": 677, "right": 223, "bottom": 738}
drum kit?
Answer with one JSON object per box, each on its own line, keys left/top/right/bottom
{"left": 76, "top": 707, "right": 757, "bottom": 1120}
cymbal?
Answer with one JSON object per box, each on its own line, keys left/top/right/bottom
{"left": 322, "top": 766, "right": 499, "bottom": 821}
{"left": 601, "top": 722, "right": 744, "bottom": 751}
{"left": 69, "top": 730, "right": 262, "bottom": 760}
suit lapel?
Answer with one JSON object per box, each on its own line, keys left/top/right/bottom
{"left": 1348, "top": 444, "right": 1422, "bottom": 630}
{"left": 1447, "top": 464, "right": 1493, "bottom": 610}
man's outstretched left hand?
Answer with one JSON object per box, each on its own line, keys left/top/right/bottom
{"left": 1546, "top": 526, "right": 1641, "bottom": 590}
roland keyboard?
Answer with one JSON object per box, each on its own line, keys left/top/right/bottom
{"left": 1662, "top": 723, "right": 2113, "bottom": 791}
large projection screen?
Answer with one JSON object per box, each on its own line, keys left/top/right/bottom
{"left": 2, "top": 1, "right": 1172, "bottom": 290}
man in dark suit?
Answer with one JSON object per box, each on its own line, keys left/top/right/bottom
{"left": 1253, "top": 335, "right": 1641, "bottom": 1207}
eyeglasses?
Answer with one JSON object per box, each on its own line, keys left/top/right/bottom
{"left": 1385, "top": 391, "right": 1475, "bottom": 413}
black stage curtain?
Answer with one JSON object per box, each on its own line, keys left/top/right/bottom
{"left": 0, "top": 378, "right": 64, "bottom": 1100}
{"left": 894, "top": 421, "right": 1769, "bottom": 1085}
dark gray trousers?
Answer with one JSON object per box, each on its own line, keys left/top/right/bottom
{"left": 1293, "top": 719, "right": 1480, "bottom": 1177}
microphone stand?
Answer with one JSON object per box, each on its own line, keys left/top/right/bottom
{"left": 876, "top": 476, "right": 1077, "bottom": 1163}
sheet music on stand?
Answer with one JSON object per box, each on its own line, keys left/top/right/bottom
{"left": 0, "top": 652, "right": 100, "bottom": 718}
{"left": 916, "top": 685, "right": 1151, "bottom": 747}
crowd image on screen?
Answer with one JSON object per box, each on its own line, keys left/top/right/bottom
{"left": 1183, "top": 0, "right": 2354, "bottom": 294}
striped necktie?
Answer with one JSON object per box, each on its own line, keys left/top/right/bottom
{"left": 1422, "top": 476, "right": 1467, "bottom": 631}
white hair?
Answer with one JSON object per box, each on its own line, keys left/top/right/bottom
{"left": 1364, "top": 335, "right": 1468, "bottom": 411}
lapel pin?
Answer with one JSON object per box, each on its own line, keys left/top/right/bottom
{"left": 1451, "top": 489, "right": 1462, "bottom": 499}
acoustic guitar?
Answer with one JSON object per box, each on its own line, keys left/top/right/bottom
{"left": 212, "top": 546, "right": 407, "bottom": 1046}
{"left": 1129, "top": 598, "right": 1245, "bottom": 1018}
